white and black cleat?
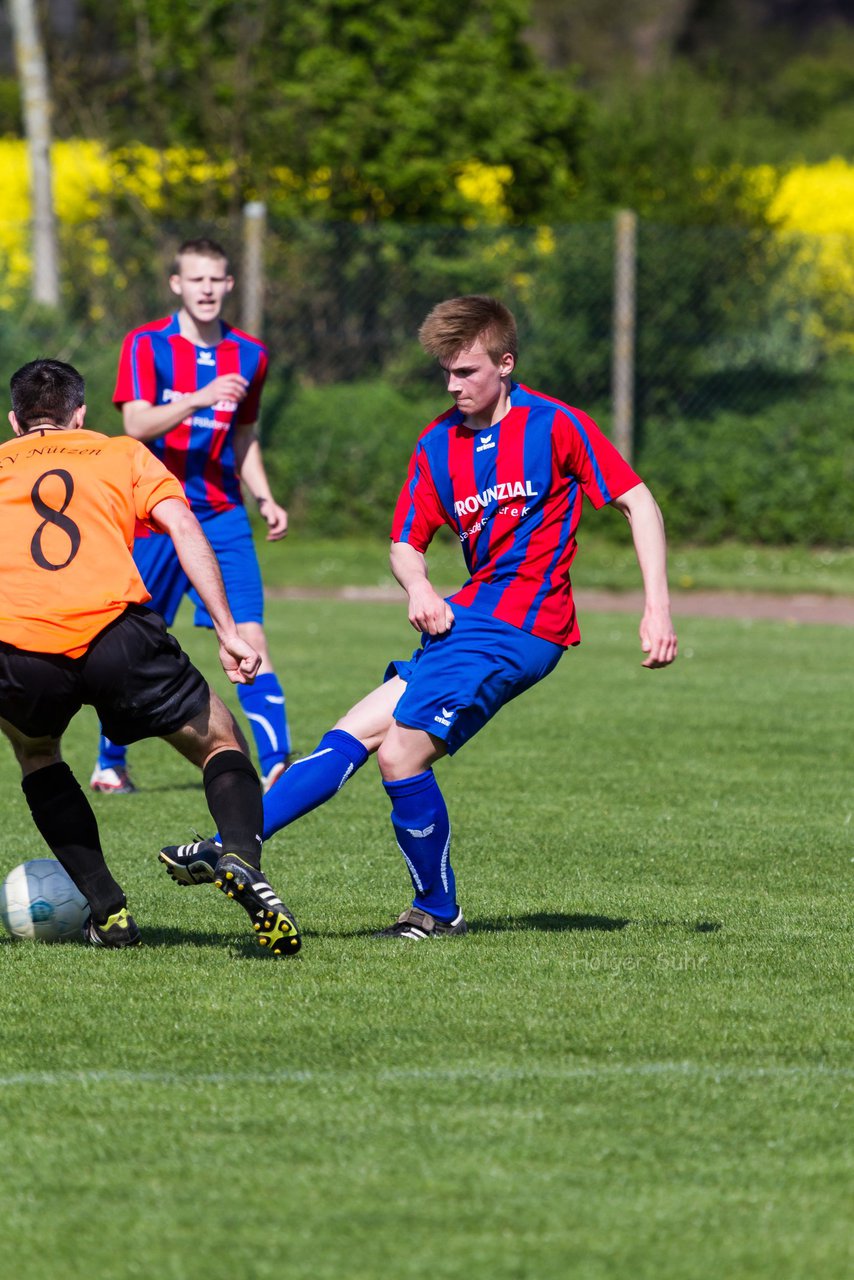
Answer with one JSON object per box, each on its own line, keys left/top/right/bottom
{"left": 374, "top": 905, "right": 467, "bottom": 940}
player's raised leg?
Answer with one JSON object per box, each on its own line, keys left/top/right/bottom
{"left": 158, "top": 677, "right": 401, "bottom": 883}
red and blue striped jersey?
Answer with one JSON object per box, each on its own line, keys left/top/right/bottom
{"left": 390, "top": 383, "right": 641, "bottom": 646}
{"left": 113, "top": 313, "right": 268, "bottom": 521}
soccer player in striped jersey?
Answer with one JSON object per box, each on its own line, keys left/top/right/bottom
{"left": 159, "top": 295, "right": 677, "bottom": 941}
{"left": 90, "top": 238, "right": 292, "bottom": 796}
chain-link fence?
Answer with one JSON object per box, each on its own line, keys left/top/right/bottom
{"left": 45, "top": 209, "right": 830, "bottom": 416}
{"left": 2, "top": 211, "right": 851, "bottom": 542}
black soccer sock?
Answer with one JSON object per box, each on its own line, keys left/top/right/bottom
{"left": 21, "top": 762, "right": 126, "bottom": 922}
{"left": 203, "top": 750, "right": 263, "bottom": 868}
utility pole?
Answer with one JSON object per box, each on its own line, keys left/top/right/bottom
{"left": 242, "top": 201, "right": 267, "bottom": 337}
{"left": 10, "top": 0, "right": 60, "bottom": 307}
{"left": 611, "top": 209, "right": 637, "bottom": 463}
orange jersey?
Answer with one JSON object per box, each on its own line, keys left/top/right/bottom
{"left": 0, "top": 428, "right": 188, "bottom": 657}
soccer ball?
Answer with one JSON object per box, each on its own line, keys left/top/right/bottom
{"left": 0, "top": 858, "right": 90, "bottom": 942}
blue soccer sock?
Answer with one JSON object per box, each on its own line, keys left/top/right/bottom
{"left": 237, "top": 672, "right": 292, "bottom": 776}
{"left": 383, "top": 769, "right": 457, "bottom": 921}
{"left": 259, "top": 728, "right": 369, "bottom": 840}
{"left": 97, "top": 732, "right": 127, "bottom": 771}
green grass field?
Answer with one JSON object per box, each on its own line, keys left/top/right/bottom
{"left": 0, "top": 595, "right": 851, "bottom": 1279}
{"left": 253, "top": 529, "right": 854, "bottom": 596}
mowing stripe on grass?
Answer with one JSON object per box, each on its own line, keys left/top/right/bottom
{"left": 0, "top": 1062, "right": 850, "bottom": 1088}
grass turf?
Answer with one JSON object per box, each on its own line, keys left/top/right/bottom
{"left": 0, "top": 598, "right": 850, "bottom": 1279}
{"left": 253, "top": 528, "right": 854, "bottom": 596}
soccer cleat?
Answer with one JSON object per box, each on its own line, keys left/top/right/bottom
{"left": 158, "top": 837, "right": 221, "bottom": 886}
{"left": 262, "top": 758, "right": 291, "bottom": 793}
{"left": 213, "top": 853, "right": 301, "bottom": 955}
{"left": 374, "top": 906, "right": 468, "bottom": 940}
{"left": 89, "top": 765, "right": 137, "bottom": 795}
{"left": 82, "top": 907, "right": 142, "bottom": 948}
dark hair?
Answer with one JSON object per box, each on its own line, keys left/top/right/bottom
{"left": 172, "top": 237, "right": 230, "bottom": 274}
{"left": 418, "top": 295, "right": 518, "bottom": 365}
{"left": 10, "top": 359, "right": 85, "bottom": 429}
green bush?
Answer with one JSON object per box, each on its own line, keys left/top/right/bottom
{"left": 639, "top": 362, "right": 854, "bottom": 545}
{"left": 259, "top": 364, "right": 854, "bottom": 547}
{"left": 0, "top": 308, "right": 122, "bottom": 430}
{"left": 3, "top": 308, "right": 851, "bottom": 549}
{"left": 261, "top": 376, "right": 446, "bottom": 536}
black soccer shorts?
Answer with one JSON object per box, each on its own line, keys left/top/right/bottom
{"left": 0, "top": 604, "right": 209, "bottom": 744}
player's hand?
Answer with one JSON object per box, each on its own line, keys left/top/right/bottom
{"left": 407, "top": 582, "right": 455, "bottom": 636}
{"left": 218, "top": 634, "right": 262, "bottom": 684}
{"left": 195, "top": 373, "right": 250, "bottom": 410}
{"left": 639, "top": 606, "right": 678, "bottom": 668}
{"left": 258, "top": 498, "right": 288, "bottom": 541}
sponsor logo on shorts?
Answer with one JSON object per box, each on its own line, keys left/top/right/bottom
{"left": 433, "top": 705, "right": 455, "bottom": 728}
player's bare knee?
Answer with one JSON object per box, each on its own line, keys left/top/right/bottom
{"left": 166, "top": 690, "right": 247, "bottom": 766}
{"left": 377, "top": 737, "right": 424, "bottom": 781}
{"left": 375, "top": 738, "right": 400, "bottom": 779}
{"left": 206, "top": 691, "right": 249, "bottom": 753}
{"left": 0, "top": 721, "right": 61, "bottom": 772}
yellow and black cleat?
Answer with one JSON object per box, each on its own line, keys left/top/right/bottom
{"left": 82, "top": 906, "right": 143, "bottom": 949}
{"left": 213, "top": 854, "right": 301, "bottom": 955}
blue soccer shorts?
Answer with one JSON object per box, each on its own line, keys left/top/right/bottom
{"left": 133, "top": 504, "right": 265, "bottom": 629}
{"left": 384, "top": 604, "right": 564, "bottom": 755}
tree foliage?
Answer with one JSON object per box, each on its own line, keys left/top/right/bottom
{"left": 52, "top": 0, "right": 587, "bottom": 223}
{"left": 17, "top": 0, "right": 853, "bottom": 228}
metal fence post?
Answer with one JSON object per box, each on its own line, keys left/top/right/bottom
{"left": 612, "top": 209, "right": 637, "bottom": 462}
{"left": 242, "top": 200, "right": 266, "bottom": 337}
{"left": 10, "top": 0, "right": 59, "bottom": 307}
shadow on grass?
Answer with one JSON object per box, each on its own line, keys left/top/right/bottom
{"left": 470, "top": 914, "right": 721, "bottom": 935}
{"left": 109, "top": 916, "right": 722, "bottom": 949}
{"left": 477, "top": 912, "right": 632, "bottom": 933}
{"left": 131, "top": 926, "right": 305, "bottom": 956}
{"left": 0, "top": 928, "right": 228, "bottom": 951}
{"left": 310, "top": 914, "right": 631, "bottom": 941}
{"left": 321, "top": 912, "right": 722, "bottom": 940}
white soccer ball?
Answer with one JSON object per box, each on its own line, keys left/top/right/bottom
{"left": 0, "top": 858, "right": 90, "bottom": 942}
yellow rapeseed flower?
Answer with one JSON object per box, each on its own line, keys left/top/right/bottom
{"left": 0, "top": 139, "right": 238, "bottom": 310}
{"left": 534, "top": 226, "right": 555, "bottom": 256}
{"left": 767, "top": 158, "right": 854, "bottom": 352}
{"left": 455, "top": 161, "right": 513, "bottom": 225}
{"left": 0, "top": 139, "right": 34, "bottom": 293}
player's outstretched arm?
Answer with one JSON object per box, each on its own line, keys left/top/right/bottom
{"left": 234, "top": 424, "right": 288, "bottom": 540}
{"left": 609, "top": 483, "right": 678, "bottom": 669}
{"left": 390, "top": 541, "right": 455, "bottom": 635}
{"left": 149, "top": 498, "right": 261, "bottom": 683}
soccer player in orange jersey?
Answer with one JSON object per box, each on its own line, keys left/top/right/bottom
{"left": 0, "top": 359, "right": 300, "bottom": 953}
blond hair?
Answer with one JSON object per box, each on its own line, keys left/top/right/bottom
{"left": 418, "top": 295, "right": 517, "bottom": 365}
